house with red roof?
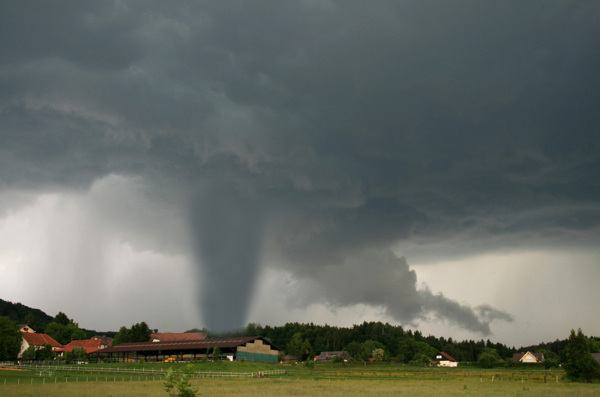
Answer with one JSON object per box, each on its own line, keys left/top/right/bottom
{"left": 150, "top": 332, "right": 207, "bottom": 343}
{"left": 431, "top": 352, "right": 458, "bottom": 367}
{"left": 58, "top": 339, "right": 108, "bottom": 355}
{"left": 19, "top": 332, "right": 62, "bottom": 358}
{"left": 91, "top": 335, "right": 114, "bottom": 346}
{"left": 513, "top": 351, "right": 544, "bottom": 363}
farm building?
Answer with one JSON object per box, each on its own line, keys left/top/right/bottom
{"left": 431, "top": 352, "right": 458, "bottom": 367}
{"left": 58, "top": 339, "right": 108, "bottom": 355}
{"left": 19, "top": 332, "right": 62, "bottom": 358}
{"left": 91, "top": 335, "right": 114, "bottom": 346}
{"left": 513, "top": 351, "right": 544, "bottom": 363}
{"left": 150, "top": 332, "right": 207, "bottom": 342}
{"left": 97, "top": 336, "right": 279, "bottom": 363}
{"left": 314, "top": 351, "right": 351, "bottom": 361}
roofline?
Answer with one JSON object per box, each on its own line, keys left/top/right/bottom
{"left": 98, "top": 336, "right": 277, "bottom": 354}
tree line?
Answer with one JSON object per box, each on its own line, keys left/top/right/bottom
{"left": 210, "top": 321, "right": 600, "bottom": 369}
{"left": 1, "top": 298, "right": 599, "bottom": 381}
{"left": 229, "top": 321, "right": 525, "bottom": 362}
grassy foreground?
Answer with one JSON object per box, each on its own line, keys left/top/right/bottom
{"left": 1, "top": 362, "right": 599, "bottom": 396}
{"left": 1, "top": 377, "right": 599, "bottom": 397}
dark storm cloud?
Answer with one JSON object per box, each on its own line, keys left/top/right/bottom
{"left": 1, "top": 1, "right": 598, "bottom": 332}
{"left": 286, "top": 250, "right": 511, "bottom": 335}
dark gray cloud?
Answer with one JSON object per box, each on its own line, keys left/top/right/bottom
{"left": 1, "top": 1, "right": 598, "bottom": 334}
{"left": 285, "top": 249, "right": 511, "bottom": 335}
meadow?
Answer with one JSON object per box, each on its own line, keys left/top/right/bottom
{"left": 1, "top": 362, "right": 599, "bottom": 396}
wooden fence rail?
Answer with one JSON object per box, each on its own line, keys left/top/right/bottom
{"left": 15, "top": 364, "right": 285, "bottom": 378}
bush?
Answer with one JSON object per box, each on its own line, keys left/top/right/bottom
{"left": 409, "top": 354, "right": 431, "bottom": 367}
{"left": 212, "top": 347, "right": 221, "bottom": 361}
{"left": 477, "top": 349, "right": 502, "bottom": 368}
{"left": 21, "top": 343, "right": 55, "bottom": 361}
{"left": 164, "top": 365, "right": 197, "bottom": 397}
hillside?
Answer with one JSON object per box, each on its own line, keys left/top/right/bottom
{"left": 0, "top": 298, "right": 117, "bottom": 338}
{"left": 0, "top": 297, "right": 54, "bottom": 331}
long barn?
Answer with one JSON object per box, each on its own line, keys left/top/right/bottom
{"left": 97, "top": 336, "right": 279, "bottom": 363}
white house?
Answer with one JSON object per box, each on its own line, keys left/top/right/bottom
{"left": 513, "top": 351, "right": 544, "bottom": 363}
{"left": 431, "top": 352, "right": 458, "bottom": 367}
{"left": 19, "top": 332, "right": 62, "bottom": 358}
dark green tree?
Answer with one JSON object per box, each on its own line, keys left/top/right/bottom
{"left": 540, "top": 349, "right": 560, "bottom": 369}
{"left": 37, "top": 344, "right": 55, "bottom": 361}
{"left": 113, "top": 326, "right": 132, "bottom": 345}
{"left": 113, "top": 322, "right": 152, "bottom": 345}
{"left": 345, "top": 341, "right": 362, "bottom": 359}
{"left": 20, "top": 345, "right": 37, "bottom": 361}
{"left": 286, "top": 332, "right": 303, "bottom": 359}
{"left": 244, "top": 323, "right": 263, "bottom": 336}
{"left": 411, "top": 353, "right": 431, "bottom": 366}
{"left": 477, "top": 348, "right": 502, "bottom": 368}
{"left": 587, "top": 338, "right": 600, "bottom": 354}
{"left": 564, "top": 329, "right": 600, "bottom": 382}
{"left": 0, "top": 316, "right": 21, "bottom": 360}
{"left": 24, "top": 312, "right": 35, "bottom": 329}
{"left": 64, "top": 347, "right": 88, "bottom": 362}
{"left": 410, "top": 341, "right": 437, "bottom": 363}
{"left": 45, "top": 322, "right": 86, "bottom": 345}
{"left": 300, "top": 338, "right": 313, "bottom": 361}
{"left": 54, "top": 312, "right": 71, "bottom": 326}
{"left": 131, "top": 322, "right": 152, "bottom": 342}
{"left": 360, "top": 340, "right": 385, "bottom": 361}
{"left": 212, "top": 346, "right": 221, "bottom": 361}
{"left": 21, "top": 343, "right": 54, "bottom": 361}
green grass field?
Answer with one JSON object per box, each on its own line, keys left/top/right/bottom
{"left": 1, "top": 362, "right": 598, "bottom": 396}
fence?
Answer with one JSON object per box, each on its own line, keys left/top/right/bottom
{"left": 12, "top": 364, "right": 286, "bottom": 379}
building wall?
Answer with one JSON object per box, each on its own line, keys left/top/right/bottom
{"left": 521, "top": 353, "right": 538, "bottom": 363}
{"left": 18, "top": 340, "right": 30, "bottom": 358}
{"left": 438, "top": 360, "right": 458, "bottom": 367}
{"left": 237, "top": 351, "right": 278, "bottom": 363}
{"left": 20, "top": 326, "right": 35, "bottom": 333}
{"left": 237, "top": 339, "right": 278, "bottom": 363}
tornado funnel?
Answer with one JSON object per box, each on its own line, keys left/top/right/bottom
{"left": 190, "top": 182, "right": 266, "bottom": 333}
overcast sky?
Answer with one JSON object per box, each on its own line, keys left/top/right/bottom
{"left": 1, "top": 1, "right": 599, "bottom": 347}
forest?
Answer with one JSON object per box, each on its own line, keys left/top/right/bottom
{"left": 2, "top": 297, "right": 597, "bottom": 366}
{"left": 211, "top": 321, "right": 577, "bottom": 365}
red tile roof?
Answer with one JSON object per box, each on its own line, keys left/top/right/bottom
{"left": 150, "top": 333, "right": 207, "bottom": 342}
{"left": 58, "top": 339, "right": 107, "bottom": 354}
{"left": 432, "top": 352, "right": 457, "bottom": 362}
{"left": 91, "top": 335, "right": 114, "bottom": 346}
{"left": 21, "top": 332, "right": 62, "bottom": 348}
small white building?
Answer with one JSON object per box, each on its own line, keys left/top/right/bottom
{"left": 513, "top": 351, "right": 544, "bottom": 363}
{"left": 432, "top": 352, "right": 458, "bottom": 367}
{"left": 19, "top": 332, "right": 62, "bottom": 358}
{"left": 19, "top": 325, "right": 35, "bottom": 333}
